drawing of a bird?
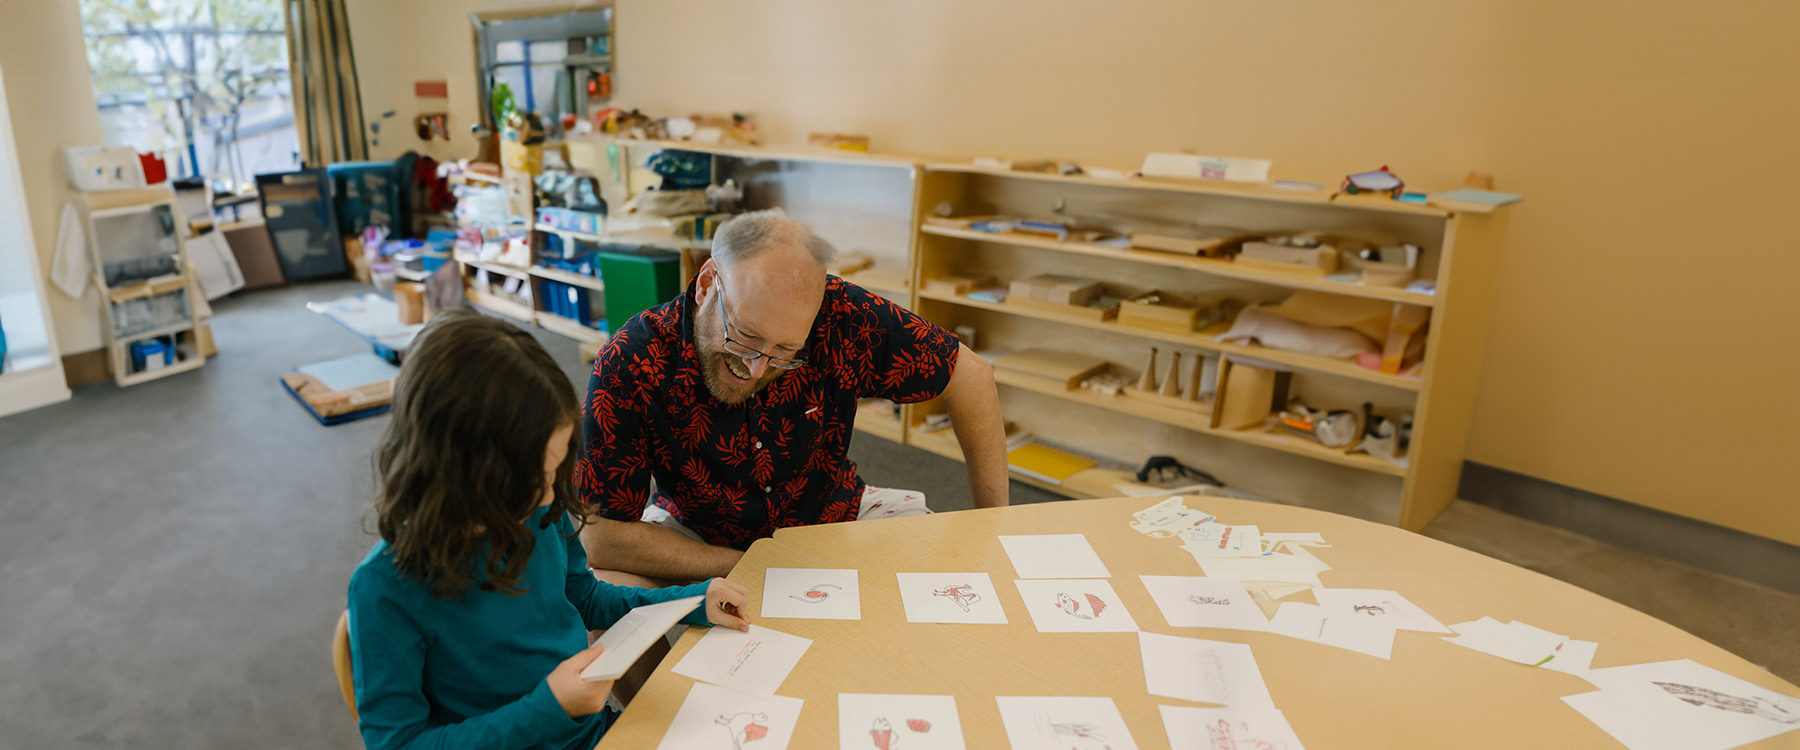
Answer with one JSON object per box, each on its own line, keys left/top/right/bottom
{"left": 715, "top": 711, "right": 770, "bottom": 750}
{"left": 870, "top": 717, "right": 898, "bottom": 749}
{"left": 1055, "top": 593, "right": 1107, "bottom": 620}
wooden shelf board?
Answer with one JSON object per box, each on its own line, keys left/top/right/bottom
{"left": 529, "top": 264, "right": 605, "bottom": 291}
{"left": 534, "top": 224, "right": 605, "bottom": 243}
{"left": 116, "top": 321, "right": 195, "bottom": 345}
{"left": 925, "top": 163, "right": 1459, "bottom": 217}
{"left": 466, "top": 290, "right": 535, "bottom": 322}
{"left": 907, "top": 424, "right": 1137, "bottom": 500}
{"left": 991, "top": 369, "right": 1405, "bottom": 477}
{"left": 453, "top": 250, "right": 532, "bottom": 279}
{"left": 921, "top": 291, "right": 1422, "bottom": 392}
{"left": 115, "top": 354, "right": 204, "bottom": 387}
{"left": 584, "top": 135, "right": 931, "bottom": 170}
{"left": 922, "top": 225, "right": 1435, "bottom": 307}
{"left": 533, "top": 312, "right": 609, "bottom": 343}
{"left": 106, "top": 273, "right": 189, "bottom": 304}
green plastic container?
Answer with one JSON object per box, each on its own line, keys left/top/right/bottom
{"left": 597, "top": 248, "right": 682, "bottom": 329}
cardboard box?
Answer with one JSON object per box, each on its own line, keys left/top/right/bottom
{"left": 221, "top": 220, "right": 285, "bottom": 291}
{"left": 1006, "top": 294, "right": 1120, "bottom": 322}
{"left": 923, "top": 272, "right": 996, "bottom": 296}
{"left": 395, "top": 282, "right": 426, "bottom": 325}
{"left": 1118, "top": 291, "right": 1202, "bottom": 334}
{"left": 1211, "top": 357, "right": 1293, "bottom": 430}
{"left": 1008, "top": 274, "right": 1102, "bottom": 306}
{"left": 992, "top": 348, "right": 1109, "bottom": 389}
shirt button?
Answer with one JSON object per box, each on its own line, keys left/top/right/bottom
{"left": 755, "top": 441, "right": 763, "bottom": 449}
{"left": 762, "top": 486, "right": 772, "bottom": 493}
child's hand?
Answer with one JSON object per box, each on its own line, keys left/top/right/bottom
{"left": 705, "top": 577, "right": 751, "bottom": 631}
{"left": 546, "top": 642, "right": 615, "bottom": 718}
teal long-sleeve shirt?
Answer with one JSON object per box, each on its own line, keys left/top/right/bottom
{"left": 348, "top": 505, "right": 711, "bottom": 750}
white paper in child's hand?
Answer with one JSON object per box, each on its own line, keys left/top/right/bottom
{"left": 1013, "top": 579, "right": 1139, "bottom": 633}
{"left": 999, "top": 534, "right": 1110, "bottom": 578}
{"left": 839, "top": 694, "right": 966, "bottom": 750}
{"left": 896, "top": 572, "right": 1008, "bottom": 624}
{"left": 671, "top": 624, "right": 812, "bottom": 697}
{"left": 760, "top": 568, "right": 861, "bottom": 620}
{"left": 995, "top": 696, "right": 1140, "bottom": 750}
{"left": 656, "top": 682, "right": 804, "bottom": 750}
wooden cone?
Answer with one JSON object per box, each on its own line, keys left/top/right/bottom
{"left": 1161, "top": 351, "right": 1183, "bottom": 396}
{"left": 1188, "top": 355, "right": 1204, "bottom": 402}
{"left": 1138, "top": 347, "right": 1159, "bottom": 391}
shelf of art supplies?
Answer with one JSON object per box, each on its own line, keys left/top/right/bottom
{"left": 924, "top": 162, "right": 1480, "bottom": 217}
{"left": 988, "top": 367, "right": 1406, "bottom": 477}
{"left": 463, "top": 288, "right": 535, "bottom": 323}
{"left": 904, "top": 420, "right": 1134, "bottom": 500}
{"left": 911, "top": 163, "right": 1517, "bottom": 531}
{"left": 526, "top": 263, "right": 606, "bottom": 292}
{"left": 534, "top": 223, "right": 712, "bottom": 253}
{"left": 115, "top": 320, "right": 196, "bottom": 346}
{"left": 533, "top": 311, "right": 608, "bottom": 344}
{"left": 920, "top": 224, "right": 1437, "bottom": 307}
{"left": 584, "top": 135, "right": 934, "bottom": 171}
{"left": 452, "top": 248, "right": 531, "bottom": 279}
{"left": 917, "top": 290, "right": 1421, "bottom": 391}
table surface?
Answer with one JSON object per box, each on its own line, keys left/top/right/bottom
{"left": 596, "top": 496, "right": 1800, "bottom": 749}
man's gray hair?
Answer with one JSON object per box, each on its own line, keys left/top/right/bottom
{"left": 710, "top": 209, "right": 837, "bottom": 270}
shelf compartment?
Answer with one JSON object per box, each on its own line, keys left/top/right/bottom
{"left": 465, "top": 289, "right": 535, "bottom": 322}
{"left": 922, "top": 291, "right": 1421, "bottom": 391}
{"left": 925, "top": 163, "right": 1462, "bottom": 217}
{"left": 533, "top": 311, "right": 608, "bottom": 343}
{"left": 529, "top": 264, "right": 606, "bottom": 291}
{"left": 923, "top": 225, "right": 1435, "bottom": 307}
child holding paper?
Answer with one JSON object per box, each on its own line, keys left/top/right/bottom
{"left": 348, "top": 309, "right": 751, "bottom": 750}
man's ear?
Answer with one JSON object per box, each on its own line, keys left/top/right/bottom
{"left": 694, "top": 259, "right": 719, "bottom": 305}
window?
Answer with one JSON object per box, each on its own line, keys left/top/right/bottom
{"left": 80, "top": 0, "right": 301, "bottom": 189}
{"left": 473, "top": 8, "right": 613, "bottom": 139}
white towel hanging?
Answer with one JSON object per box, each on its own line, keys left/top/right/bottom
{"left": 49, "top": 202, "right": 89, "bottom": 298}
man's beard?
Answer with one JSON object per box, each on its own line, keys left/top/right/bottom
{"left": 696, "top": 299, "right": 784, "bottom": 405}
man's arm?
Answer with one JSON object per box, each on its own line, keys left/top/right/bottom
{"left": 579, "top": 517, "right": 744, "bottom": 583}
{"left": 940, "top": 343, "right": 1009, "bottom": 508}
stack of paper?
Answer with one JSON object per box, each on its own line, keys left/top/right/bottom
{"left": 1006, "top": 443, "right": 1095, "bottom": 485}
{"left": 1140, "top": 575, "right": 1269, "bottom": 632}
{"left": 1562, "top": 659, "right": 1800, "bottom": 750}
{"left": 1262, "top": 532, "right": 1333, "bottom": 574}
{"left": 1129, "top": 496, "right": 1214, "bottom": 537}
{"left": 1441, "top": 617, "right": 1597, "bottom": 675}
{"left": 1198, "top": 556, "right": 1323, "bottom": 601}
{"left": 1179, "top": 522, "right": 1263, "bottom": 560}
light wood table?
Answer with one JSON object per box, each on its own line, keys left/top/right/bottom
{"left": 597, "top": 497, "right": 1800, "bottom": 749}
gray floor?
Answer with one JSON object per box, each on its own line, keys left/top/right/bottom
{"left": 0, "top": 280, "right": 1794, "bottom": 748}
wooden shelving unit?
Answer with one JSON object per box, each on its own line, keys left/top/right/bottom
{"left": 82, "top": 188, "right": 208, "bottom": 387}
{"left": 903, "top": 164, "right": 1512, "bottom": 530}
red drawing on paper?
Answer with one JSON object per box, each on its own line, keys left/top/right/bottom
{"left": 870, "top": 717, "right": 898, "bottom": 749}
{"left": 790, "top": 583, "right": 842, "bottom": 604}
{"left": 1205, "top": 717, "right": 1291, "bottom": 750}
{"left": 906, "top": 718, "right": 931, "bottom": 733}
{"left": 933, "top": 584, "right": 982, "bottom": 612}
{"left": 1036, "top": 716, "right": 1112, "bottom": 750}
{"left": 716, "top": 712, "right": 770, "bottom": 749}
{"left": 1055, "top": 592, "right": 1107, "bottom": 620}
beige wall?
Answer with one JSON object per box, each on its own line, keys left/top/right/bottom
{"left": 353, "top": 0, "right": 1796, "bottom": 545}
{"left": 0, "top": 0, "right": 110, "bottom": 356}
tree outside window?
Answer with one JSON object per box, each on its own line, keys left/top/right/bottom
{"left": 81, "top": 0, "right": 300, "bottom": 190}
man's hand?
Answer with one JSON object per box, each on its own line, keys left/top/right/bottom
{"left": 704, "top": 578, "right": 752, "bottom": 631}
{"left": 546, "top": 643, "right": 615, "bottom": 717}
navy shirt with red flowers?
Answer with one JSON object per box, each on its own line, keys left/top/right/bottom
{"left": 575, "top": 277, "right": 960, "bottom": 549}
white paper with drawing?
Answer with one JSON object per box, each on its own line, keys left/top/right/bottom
{"left": 580, "top": 595, "right": 703, "bottom": 682}
{"left": 995, "top": 696, "right": 1139, "bottom": 750}
{"left": 656, "top": 681, "right": 804, "bottom": 750}
{"left": 1441, "top": 617, "right": 1597, "bottom": 674}
{"left": 999, "top": 534, "right": 1111, "bottom": 579}
{"left": 838, "top": 693, "right": 965, "bottom": 750}
{"left": 1179, "top": 522, "right": 1264, "bottom": 559}
{"left": 1312, "top": 588, "right": 1450, "bottom": 633}
{"left": 1160, "top": 704, "right": 1307, "bottom": 750}
{"left": 896, "top": 572, "right": 1008, "bottom": 624}
{"left": 1139, "top": 631, "right": 1275, "bottom": 708}
{"left": 1140, "top": 575, "right": 1267, "bottom": 631}
{"left": 1267, "top": 602, "right": 1397, "bottom": 660}
{"left": 1013, "top": 578, "right": 1140, "bottom": 633}
{"left": 1262, "top": 532, "right": 1333, "bottom": 573}
{"left": 671, "top": 624, "right": 813, "bottom": 697}
{"left": 1562, "top": 659, "right": 1800, "bottom": 750}
{"left": 1130, "top": 496, "right": 1214, "bottom": 536}
{"left": 760, "top": 567, "right": 861, "bottom": 620}
{"left": 1199, "top": 556, "right": 1323, "bottom": 589}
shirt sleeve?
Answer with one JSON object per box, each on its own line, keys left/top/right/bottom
{"left": 843, "top": 282, "right": 961, "bottom": 403}
{"left": 562, "top": 517, "right": 713, "bottom": 629}
{"left": 575, "top": 332, "right": 655, "bottom": 522}
{"left": 349, "top": 567, "right": 578, "bottom": 750}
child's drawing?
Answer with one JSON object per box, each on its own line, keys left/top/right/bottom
{"left": 1190, "top": 594, "right": 1230, "bottom": 606}
{"left": 790, "top": 583, "right": 842, "bottom": 604}
{"left": 932, "top": 584, "right": 981, "bottom": 612}
{"left": 1204, "top": 718, "right": 1293, "bottom": 750}
{"left": 870, "top": 717, "right": 898, "bottom": 749}
{"left": 1055, "top": 592, "right": 1107, "bottom": 620}
{"left": 715, "top": 711, "right": 771, "bottom": 749}
{"left": 906, "top": 718, "right": 931, "bottom": 733}
{"left": 1654, "top": 682, "right": 1800, "bottom": 723}
{"left": 1036, "top": 715, "right": 1112, "bottom": 750}
{"left": 1352, "top": 604, "right": 1386, "bottom": 616}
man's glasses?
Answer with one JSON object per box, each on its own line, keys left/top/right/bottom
{"left": 716, "top": 283, "right": 808, "bottom": 370}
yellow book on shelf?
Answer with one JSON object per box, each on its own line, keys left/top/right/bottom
{"left": 1006, "top": 443, "right": 1097, "bottom": 486}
